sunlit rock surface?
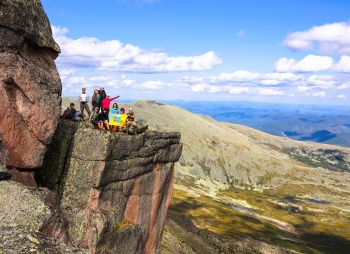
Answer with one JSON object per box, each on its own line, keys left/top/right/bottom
{"left": 37, "top": 120, "right": 183, "bottom": 253}
{"left": 0, "top": 0, "right": 61, "bottom": 169}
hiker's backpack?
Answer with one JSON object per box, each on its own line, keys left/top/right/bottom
{"left": 63, "top": 108, "right": 72, "bottom": 119}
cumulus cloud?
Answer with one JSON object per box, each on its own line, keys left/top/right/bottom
{"left": 140, "top": 81, "right": 167, "bottom": 89}
{"left": 312, "top": 91, "right": 326, "bottom": 97}
{"left": 333, "top": 56, "right": 350, "bottom": 72}
{"left": 60, "top": 66, "right": 350, "bottom": 99}
{"left": 307, "top": 75, "right": 335, "bottom": 88}
{"left": 282, "top": 21, "right": 350, "bottom": 54}
{"left": 52, "top": 26, "right": 222, "bottom": 73}
{"left": 258, "top": 88, "right": 285, "bottom": 96}
{"left": 273, "top": 55, "right": 334, "bottom": 72}
{"left": 179, "top": 71, "right": 304, "bottom": 87}
{"left": 226, "top": 86, "right": 250, "bottom": 94}
{"left": 338, "top": 94, "right": 345, "bottom": 98}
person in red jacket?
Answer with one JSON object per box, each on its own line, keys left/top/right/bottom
{"left": 101, "top": 94, "right": 120, "bottom": 115}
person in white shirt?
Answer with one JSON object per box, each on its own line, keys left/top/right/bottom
{"left": 78, "top": 87, "right": 91, "bottom": 118}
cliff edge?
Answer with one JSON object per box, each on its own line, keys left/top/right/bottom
{"left": 0, "top": 1, "right": 183, "bottom": 253}
{"left": 1, "top": 120, "right": 182, "bottom": 254}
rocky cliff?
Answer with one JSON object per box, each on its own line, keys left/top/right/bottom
{"left": 0, "top": 1, "right": 183, "bottom": 253}
{"left": 37, "top": 120, "right": 182, "bottom": 253}
{"left": 0, "top": 0, "right": 61, "bottom": 170}
{"left": 1, "top": 120, "right": 182, "bottom": 253}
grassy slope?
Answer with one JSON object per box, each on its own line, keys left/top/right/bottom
{"left": 62, "top": 98, "right": 350, "bottom": 253}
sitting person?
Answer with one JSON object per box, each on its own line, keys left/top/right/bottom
{"left": 99, "top": 108, "right": 110, "bottom": 130}
{"left": 63, "top": 103, "right": 83, "bottom": 121}
{"left": 120, "top": 107, "right": 126, "bottom": 115}
{"left": 126, "top": 108, "right": 137, "bottom": 135}
{"left": 90, "top": 107, "right": 100, "bottom": 128}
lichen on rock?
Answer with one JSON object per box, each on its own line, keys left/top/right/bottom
{"left": 37, "top": 120, "right": 182, "bottom": 253}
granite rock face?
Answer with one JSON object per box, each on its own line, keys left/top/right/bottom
{"left": 37, "top": 120, "right": 183, "bottom": 253}
{"left": 0, "top": 0, "right": 61, "bottom": 169}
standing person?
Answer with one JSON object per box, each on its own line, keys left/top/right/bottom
{"left": 91, "top": 89, "right": 100, "bottom": 110}
{"left": 110, "top": 103, "right": 120, "bottom": 115}
{"left": 101, "top": 94, "right": 120, "bottom": 115}
{"left": 99, "top": 108, "right": 110, "bottom": 130}
{"left": 110, "top": 103, "right": 120, "bottom": 132}
{"left": 98, "top": 86, "right": 106, "bottom": 108}
{"left": 126, "top": 108, "right": 137, "bottom": 135}
{"left": 79, "top": 87, "right": 91, "bottom": 119}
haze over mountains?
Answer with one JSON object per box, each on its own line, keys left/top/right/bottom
{"left": 63, "top": 97, "right": 350, "bottom": 253}
{"left": 163, "top": 100, "right": 350, "bottom": 148}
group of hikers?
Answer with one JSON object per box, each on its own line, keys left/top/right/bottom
{"left": 63, "top": 86, "right": 137, "bottom": 135}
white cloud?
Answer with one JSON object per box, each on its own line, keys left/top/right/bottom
{"left": 282, "top": 21, "right": 350, "bottom": 54}
{"left": 179, "top": 71, "right": 305, "bottom": 87}
{"left": 258, "top": 88, "right": 285, "bottom": 96}
{"left": 338, "top": 94, "right": 345, "bottom": 98}
{"left": 337, "top": 81, "right": 350, "bottom": 89}
{"left": 296, "top": 86, "right": 313, "bottom": 93}
{"left": 312, "top": 91, "right": 326, "bottom": 97}
{"left": 52, "top": 26, "right": 222, "bottom": 73}
{"left": 226, "top": 87, "right": 250, "bottom": 94}
{"left": 307, "top": 75, "right": 335, "bottom": 88}
{"left": 140, "top": 81, "right": 166, "bottom": 89}
{"left": 273, "top": 55, "right": 334, "bottom": 72}
{"left": 333, "top": 56, "right": 350, "bottom": 72}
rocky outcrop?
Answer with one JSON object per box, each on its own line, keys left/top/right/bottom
{"left": 0, "top": 226, "right": 88, "bottom": 254}
{"left": 36, "top": 120, "right": 183, "bottom": 253}
{"left": 0, "top": 181, "right": 69, "bottom": 243}
{"left": 0, "top": 0, "right": 61, "bottom": 169}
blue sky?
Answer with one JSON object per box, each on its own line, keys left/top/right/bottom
{"left": 42, "top": 0, "right": 350, "bottom": 104}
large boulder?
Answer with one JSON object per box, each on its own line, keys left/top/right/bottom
{"left": 0, "top": 226, "right": 87, "bottom": 254}
{"left": 38, "top": 120, "right": 183, "bottom": 254}
{"left": 0, "top": 0, "right": 61, "bottom": 169}
{"left": 0, "top": 181, "right": 68, "bottom": 243}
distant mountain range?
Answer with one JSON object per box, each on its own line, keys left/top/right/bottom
{"left": 161, "top": 100, "right": 350, "bottom": 148}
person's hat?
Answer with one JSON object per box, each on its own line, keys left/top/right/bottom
{"left": 95, "top": 107, "right": 99, "bottom": 110}
{"left": 107, "top": 94, "right": 110, "bottom": 96}
{"left": 121, "top": 107, "right": 125, "bottom": 111}
{"left": 129, "top": 108, "right": 133, "bottom": 111}
{"left": 100, "top": 86, "right": 104, "bottom": 89}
